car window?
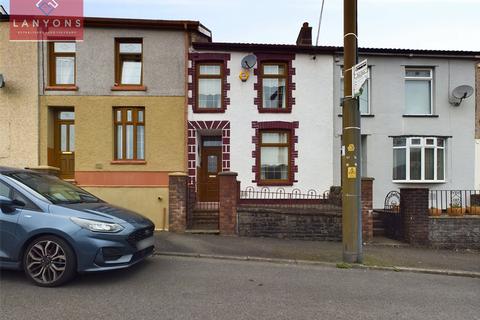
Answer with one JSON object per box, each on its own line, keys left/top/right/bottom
{"left": 5, "top": 172, "right": 101, "bottom": 205}
{"left": 0, "top": 181, "right": 12, "bottom": 198}
{"left": 12, "top": 190, "right": 42, "bottom": 212}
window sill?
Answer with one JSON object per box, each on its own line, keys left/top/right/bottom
{"left": 393, "top": 180, "right": 446, "bottom": 184}
{"left": 193, "top": 108, "right": 226, "bottom": 113}
{"left": 338, "top": 114, "right": 374, "bottom": 117}
{"left": 256, "top": 181, "right": 295, "bottom": 187}
{"left": 258, "top": 108, "right": 292, "bottom": 114}
{"left": 45, "top": 86, "right": 78, "bottom": 91}
{"left": 110, "top": 160, "right": 147, "bottom": 165}
{"left": 402, "top": 115, "right": 439, "bottom": 118}
{"left": 111, "top": 85, "right": 147, "bottom": 91}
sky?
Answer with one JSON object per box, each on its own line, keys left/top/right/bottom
{"left": 1, "top": 0, "right": 479, "bottom": 50}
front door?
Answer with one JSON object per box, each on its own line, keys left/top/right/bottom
{"left": 198, "top": 137, "right": 222, "bottom": 202}
{"left": 54, "top": 111, "right": 75, "bottom": 180}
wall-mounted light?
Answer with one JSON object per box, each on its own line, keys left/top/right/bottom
{"left": 0, "top": 74, "right": 5, "bottom": 88}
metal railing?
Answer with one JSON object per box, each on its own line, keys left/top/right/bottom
{"left": 429, "top": 190, "right": 480, "bottom": 215}
{"left": 238, "top": 187, "right": 340, "bottom": 210}
{"left": 383, "top": 191, "right": 401, "bottom": 213}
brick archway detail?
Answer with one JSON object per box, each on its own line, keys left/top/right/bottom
{"left": 187, "top": 121, "right": 231, "bottom": 185}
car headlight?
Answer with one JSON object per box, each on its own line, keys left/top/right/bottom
{"left": 71, "top": 217, "right": 124, "bottom": 233}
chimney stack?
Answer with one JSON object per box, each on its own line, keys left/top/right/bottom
{"left": 296, "top": 22, "right": 312, "bottom": 46}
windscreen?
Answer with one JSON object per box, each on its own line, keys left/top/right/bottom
{"left": 6, "top": 172, "right": 101, "bottom": 205}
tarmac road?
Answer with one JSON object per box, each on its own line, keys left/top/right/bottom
{"left": 1, "top": 255, "right": 479, "bottom": 320}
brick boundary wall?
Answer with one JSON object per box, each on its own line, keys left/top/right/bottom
{"left": 168, "top": 172, "right": 188, "bottom": 232}
{"left": 400, "top": 188, "right": 429, "bottom": 246}
{"left": 361, "top": 178, "right": 374, "bottom": 242}
{"left": 428, "top": 217, "right": 480, "bottom": 249}
{"left": 238, "top": 207, "right": 342, "bottom": 241}
{"left": 218, "top": 172, "right": 238, "bottom": 235}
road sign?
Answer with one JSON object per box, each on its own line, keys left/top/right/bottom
{"left": 352, "top": 59, "right": 369, "bottom": 97}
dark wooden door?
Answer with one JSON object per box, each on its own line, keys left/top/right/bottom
{"left": 55, "top": 111, "right": 75, "bottom": 180}
{"left": 198, "top": 147, "right": 222, "bottom": 202}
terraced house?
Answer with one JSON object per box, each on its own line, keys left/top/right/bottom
{"left": 333, "top": 48, "right": 479, "bottom": 207}
{"left": 0, "top": 13, "right": 211, "bottom": 229}
{"left": 187, "top": 23, "right": 336, "bottom": 202}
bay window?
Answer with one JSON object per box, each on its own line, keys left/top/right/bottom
{"left": 393, "top": 137, "right": 445, "bottom": 182}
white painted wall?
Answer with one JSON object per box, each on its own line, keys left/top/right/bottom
{"left": 188, "top": 51, "right": 334, "bottom": 194}
{"left": 476, "top": 140, "right": 480, "bottom": 190}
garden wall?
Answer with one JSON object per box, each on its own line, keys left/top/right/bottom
{"left": 237, "top": 206, "right": 342, "bottom": 241}
{"left": 429, "top": 217, "right": 480, "bottom": 249}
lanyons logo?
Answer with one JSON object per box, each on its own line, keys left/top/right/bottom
{"left": 35, "top": 0, "right": 59, "bottom": 16}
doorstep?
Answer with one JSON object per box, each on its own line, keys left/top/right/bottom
{"left": 185, "top": 229, "right": 220, "bottom": 235}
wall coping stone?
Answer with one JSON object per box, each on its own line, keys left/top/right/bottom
{"left": 238, "top": 206, "right": 342, "bottom": 216}
{"left": 169, "top": 172, "right": 188, "bottom": 177}
{"left": 218, "top": 171, "right": 238, "bottom": 177}
{"left": 429, "top": 216, "right": 480, "bottom": 220}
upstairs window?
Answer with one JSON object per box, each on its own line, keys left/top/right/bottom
{"left": 405, "top": 68, "right": 433, "bottom": 115}
{"left": 114, "top": 107, "right": 145, "bottom": 161}
{"left": 49, "top": 42, "right": 76, "bottom": 86}
{"left": 393, "top": 137, "right": 445, "bottom": 182}
{"left": 261, "top": 63, "right": 287, "bottom": 110}
{"left": 197, "top": 63, "right": 223, "bottom": 109}
{"left": 115, "top": 39, "right": 143, "bottom": 86}
{"left": 259, "top": 131, "right": 291, "bottom": 183}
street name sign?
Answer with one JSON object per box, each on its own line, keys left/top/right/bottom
{"left": 352, "top": 59, "right": 369, "bottom": 97}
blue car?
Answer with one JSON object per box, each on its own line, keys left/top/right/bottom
{"left": 0, "top": 167, "right": 155, "bottom": 287}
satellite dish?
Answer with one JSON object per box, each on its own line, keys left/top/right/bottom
{"left": 241, "top": 54, "right": 257, "bottom": 69}
{"left": 450, "top": 85, "right": 474, "bottom": 106}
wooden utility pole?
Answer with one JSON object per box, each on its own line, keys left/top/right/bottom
{"left": 342, "top": 0, "right": 362, "bottom": 263}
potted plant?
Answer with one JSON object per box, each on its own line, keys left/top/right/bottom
{"left": 446, "top": 204, "right": 466, "bottom": 216}
{"left": 429, "top": 207, "right": 442, "bottom": 216}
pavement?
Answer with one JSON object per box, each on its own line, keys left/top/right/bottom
{"left": 155, "top": 232, "right": 480, "bottom": 275}
{"left": 1, "top": 255, "right": 479, "bottom": 320}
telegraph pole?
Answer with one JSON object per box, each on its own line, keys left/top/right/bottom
{"left": 342, "top": 0, "right": 362, "bottom": 263}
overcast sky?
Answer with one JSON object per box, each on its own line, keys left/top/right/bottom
{"left": 2, "top": 0, "right": 479, "bottom": 50}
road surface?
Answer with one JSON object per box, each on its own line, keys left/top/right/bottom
{"left": 1, "top": 256, "right": 479, "bottom": 320}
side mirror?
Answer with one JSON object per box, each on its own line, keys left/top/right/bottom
{"left": 0, "top": 196, "right": 25, "bottom": 213}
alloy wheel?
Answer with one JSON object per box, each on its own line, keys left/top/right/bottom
{"left": 26, "top": 240, "right": 67, "bottom": 285}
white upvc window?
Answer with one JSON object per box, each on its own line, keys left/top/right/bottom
{"left": 340, "top": 67, "right": 371, "bottom": 115}
{"left": 404, "top": 68, "right": 433, "bottom": 115}
{"left": 393, "top": 137, "right": 445, "bottom": 183}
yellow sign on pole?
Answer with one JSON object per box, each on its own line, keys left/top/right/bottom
{"left": 347, "top": 167, "right": 357, "bottom": 179}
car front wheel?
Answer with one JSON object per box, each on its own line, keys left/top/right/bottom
{"left": 23, "top": 236, "right": 77, "bottom": 287}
